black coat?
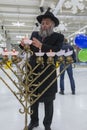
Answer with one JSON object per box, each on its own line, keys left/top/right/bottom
{"left": 28, "top": 31, "right": 64, "bottom": 101}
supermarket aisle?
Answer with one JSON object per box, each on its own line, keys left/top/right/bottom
{"left": 0, "top": 67, "right": 87, "bottom": 130}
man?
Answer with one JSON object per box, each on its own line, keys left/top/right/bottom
{"left": 20, "top": 11, "right": 64, "bottom": 130}
{"left": 59, "top": 38, "right": 76, "bottom": 95}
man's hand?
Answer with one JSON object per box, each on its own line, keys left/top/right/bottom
{"left": 32, "top": 38, "right": 42, "bottom": 49}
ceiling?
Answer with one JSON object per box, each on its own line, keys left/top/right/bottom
{"left": 0, "top": 0, "right": 87, "bottom": 47}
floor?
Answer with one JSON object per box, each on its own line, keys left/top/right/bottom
{"left": 0, "top": 66, "right": 87, "bottom": 130}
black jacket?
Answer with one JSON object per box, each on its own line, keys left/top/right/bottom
{"left": 29, "top": 31, "right": 64, "bottom": 101}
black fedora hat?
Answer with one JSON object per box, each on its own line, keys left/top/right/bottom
{"left": 37, "top": 11, "right": 59, "bottom": 27}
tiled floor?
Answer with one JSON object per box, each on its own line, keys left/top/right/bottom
{"left": 0, "top": 66, "right": 87, "bottom": 130}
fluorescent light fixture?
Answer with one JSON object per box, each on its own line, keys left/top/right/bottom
{"left": 17, "top": 41, "right": 21, "bottom": 44}
{"left": 12, "top": 21, "right": 25, "bottom": 27}
{"left": 16, "top": 35, "right": 25, "bottom": 39}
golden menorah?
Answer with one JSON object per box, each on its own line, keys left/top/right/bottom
{"left": 0, "top": 46, "right": 74, "bottom": 130}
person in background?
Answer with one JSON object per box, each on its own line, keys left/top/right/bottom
{"left": 20, "top": 11, "right": 64, "bottom": 130}
{"left": 59, "top": 38, "right": 76, "bottom": 95}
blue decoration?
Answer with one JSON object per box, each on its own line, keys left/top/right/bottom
{"left": 74, "top": 34, "right": 87, "bottom": 49}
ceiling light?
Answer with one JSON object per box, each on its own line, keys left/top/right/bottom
{"left": 17, "top": 41, "right": 21, "bottom": 44}
{"left": 16, "top": 35, "right": 24, "bottom": 39}
{"left": 12, "top": 21, "right": 25, "bottom": 27}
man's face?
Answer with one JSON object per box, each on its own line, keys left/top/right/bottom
{"left": 41, "top": 18, "right": 54, "bottom": 30}
{"left": 39, "top": 18, "right": 55, "bottom": 37}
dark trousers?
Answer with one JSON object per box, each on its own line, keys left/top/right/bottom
{"left": 30, "top": 100, "right": 54, "bottom": 127}
{"left": 60, "top": 64, "right": 75, "bottom": 92}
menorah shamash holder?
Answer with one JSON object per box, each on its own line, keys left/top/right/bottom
{"left": 0, "top": 45, "right": 74, "bottom": 130}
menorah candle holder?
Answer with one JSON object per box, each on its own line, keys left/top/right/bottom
{"left": 0, "top": 48, "right": 74, "bottom": 130}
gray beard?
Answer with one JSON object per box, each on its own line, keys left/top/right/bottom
{"left": 39, "top": 26, "right": 54, "bottom": 38}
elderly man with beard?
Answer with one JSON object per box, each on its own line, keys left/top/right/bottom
{"left": 19, "top": 11, "right": 64, "bottom": 130}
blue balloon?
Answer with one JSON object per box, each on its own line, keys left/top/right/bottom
{"left": 74, "top": 34, "right": 87, "bottom": 49}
